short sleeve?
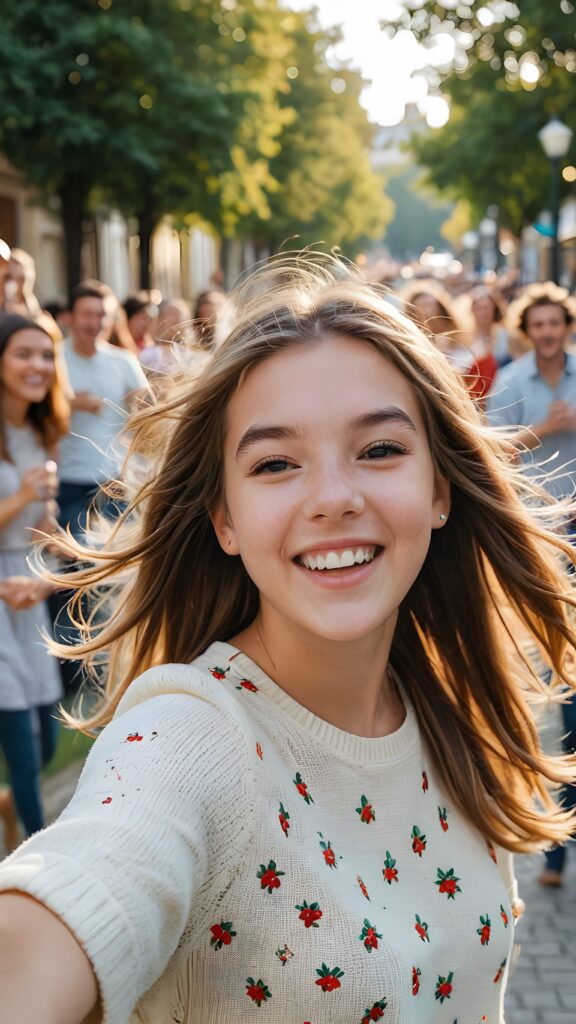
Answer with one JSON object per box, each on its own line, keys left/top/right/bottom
{"left": 486, "top": 369, "right": 524, "bottom": 428}
{"left": 122, "top": 352, "right": 149, "bottom": 396}
{"left": 0, "top": 690, "right": 254, "bottom": 1023}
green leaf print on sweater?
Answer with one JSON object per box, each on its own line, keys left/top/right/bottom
{"left": 245, "top": 978, "right": 271, "bottom": 1006}
{"left": 435, "top": 971, "right": 454, "bottom": 1003}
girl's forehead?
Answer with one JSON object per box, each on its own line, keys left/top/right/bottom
{"left": 225, "top": 334, "right": 423, "bottom": 435}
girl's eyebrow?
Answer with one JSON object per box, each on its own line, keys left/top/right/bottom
{"left": 235, "top": 407, "right": 416, "bottom": 459}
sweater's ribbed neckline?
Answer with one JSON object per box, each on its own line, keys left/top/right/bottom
{"left": 202, "top": 641, "right": 420, "bottom": 766}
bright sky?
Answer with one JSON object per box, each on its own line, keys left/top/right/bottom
{"left": 286, "top": 0, "right": 452, "bottom": 127}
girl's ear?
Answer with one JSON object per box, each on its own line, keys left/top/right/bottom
{"left": 431, "top": 474, "right": 451, "bottom": 530}
{"left": 210, "top": 502, "right": 240, "bottom": 555}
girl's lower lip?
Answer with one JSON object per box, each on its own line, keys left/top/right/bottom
{"left": 293, "top": 550, "right": 383, "bottom": 589}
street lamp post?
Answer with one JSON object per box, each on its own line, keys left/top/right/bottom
{"left": 538, "top": 117, "right": 573, "bottom": 284}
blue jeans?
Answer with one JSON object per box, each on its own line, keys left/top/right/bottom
{"left": 0, "top": 704, "right": 58, "bottom": 836}
{"left": 545, "top": 694, "right": 576, "bottom": 873}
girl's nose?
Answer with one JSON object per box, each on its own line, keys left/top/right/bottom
{"left": 303, "top": 466, "right": 365, "bottom": 520}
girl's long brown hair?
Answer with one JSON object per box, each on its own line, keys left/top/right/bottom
{"left": 47, "top": 253, "right": 576, "bottom": 853}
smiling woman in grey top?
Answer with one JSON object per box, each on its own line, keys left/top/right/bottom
{"left": 0, "top": 314, "right": 69, "bottom": 849}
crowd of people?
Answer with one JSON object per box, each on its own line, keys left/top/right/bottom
{"left": 0, "top": 242, "right": 574, "bottom": 1022}
{"left": 0, "top": 242, "right": 227, "bottom": 850}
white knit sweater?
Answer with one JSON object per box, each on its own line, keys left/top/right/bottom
{"left": 0, "top": 642, "right": 518, "bottom": 1023}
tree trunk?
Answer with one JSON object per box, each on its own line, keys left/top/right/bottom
{"left": 137, "top": 210, "right": 155, "bottom": 289}
{"left": 59, "top": 186, "right": 88, "bottom": 295}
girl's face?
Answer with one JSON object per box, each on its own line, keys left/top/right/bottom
{"left": 0, "top": 328, "right": 55, "bottom": 405}
{"left": 213, "top": 334, "right": 449, "bottom": 646}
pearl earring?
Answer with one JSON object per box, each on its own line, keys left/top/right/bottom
{"left": 439, "top": 513, "right": 447, "bottom": 522}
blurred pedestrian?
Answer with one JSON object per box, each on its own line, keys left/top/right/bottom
{"left": 6, "top": 253, "right": 576, "bottom": 1024}
{"left": 0, "top": 314, "right": 69, "bottom": 850}
{"left": 403, "top": 280, "right": 473, "bottom": 371}
{"left": 139, "top": 297, "right": 193, "bottom": 373}
{"left": 487, "top": 283, "right": 576, "bottom": 887}
{"left": 2, "top": 249, "right": 43, "bottom": 320}
{"left": 0, "top": 240, "right": 11, "bottom": 316}
{"left": 193, "top": 288, "right": 226, "bottom": 349}
{"left": 58, "top": 280, "right": 149, "bottom": 539}
{"left": 487, "top": 283, "right": 576, "bottom": 500}
{"left": 122, "top": 292, "right": 158, "bottom": 354}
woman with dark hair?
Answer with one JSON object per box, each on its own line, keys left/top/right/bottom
{"left": 0, "top": 314, "right": 69, "bottom": 851}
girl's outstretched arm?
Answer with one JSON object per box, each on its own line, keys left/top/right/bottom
{"left": 0, "top": 892, "right": 99, "bottom": 1024}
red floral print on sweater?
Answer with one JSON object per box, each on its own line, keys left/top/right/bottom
{"left": 361, "top": 998, "right": 387, "bottom": 1022}
{"left": 356, "top": 875, "right": 370, "bottom": 901}
{"left": 209, "top": 921, "right": 236, "bottom": 950}
{"left": 236, "top": 677, "right": 258, "bottom": 692}
{"left": 296, "top": 900, "right": 323, "bottom": 928}
{"left": 359, "top": 918, "right": 382, "bottom": 952}
{"left": 315, "top": 964, "right": 344, "bottom": 992}
{"left": 356, "top": 795, "right": 375, "bottom": 824}
{"left": 435, "top": 971, "right": 454, "bottom": 1003}
{"left": 382, "top": 850, "right": 398, "bottom": 884}
{"left": 411, "top": 825, "right": 427, "bottom": 857}
{"left": 412, "top": 966, "right": 421, "bottom": 995}
{"left": 318, "top": 833, "right": 338, "bottom": 868}
{"left": 278, "top": 802, "right": 290, "bottom": 837}
{"left": 209, "top": 665, "right": 229, "bottom": 680}
{"left": 246, "top": 978, "right": 271, "bottom": 1006}
{"left": 257, "top": 859, "right": 284, "bottom": 893}
{"left": 435, "top": 867, "right": 461, "bottom": 899}
{"left": 293, "top": 772, "right": 314, "bottom": 805}
{"left": 477, "top": 914, "right": 491, "bottom": 946}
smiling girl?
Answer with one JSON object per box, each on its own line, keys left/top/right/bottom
{"left": 0, "top": 257, "right": 574, "bottom": 1024}
{"left": 0, "top": 314, "right": 69, "bottom": 850}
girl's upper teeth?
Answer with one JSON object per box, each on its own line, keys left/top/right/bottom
{"left": 300, "top": 546, "right": 376, "bottom": 571}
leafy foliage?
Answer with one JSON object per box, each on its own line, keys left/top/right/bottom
{"left": 386, "top": 0, "right": 576, "bottom": 232}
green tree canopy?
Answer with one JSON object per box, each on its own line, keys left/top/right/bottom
{"left": 386, "top": 0, "right": 576, "bottom": 233}
{"left": 250, "top": 8, "right": 393, "bottom": 254}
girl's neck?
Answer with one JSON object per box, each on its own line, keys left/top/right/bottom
{"left": 232, "top": 612, "right": 405, "bottom": 739}
{"left": 2, "top": 394, "right": 29, "bottom": 428}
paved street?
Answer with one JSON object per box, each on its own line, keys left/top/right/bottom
{"left": 0, "top": 760, "right": 573, "bottom": 1022}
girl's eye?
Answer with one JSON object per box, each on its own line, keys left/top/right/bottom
{"left": 361, "top": 441, "right": 407, "bottom": 460}
{"left": 252, "top": 456, "right": 295, "bottom": 475}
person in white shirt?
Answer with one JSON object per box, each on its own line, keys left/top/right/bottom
{"left": 58, "top": 280, "right": 148, "bottom": 539}
{"left": 1, "top": 254, "right": 575, "bottom": 1024}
